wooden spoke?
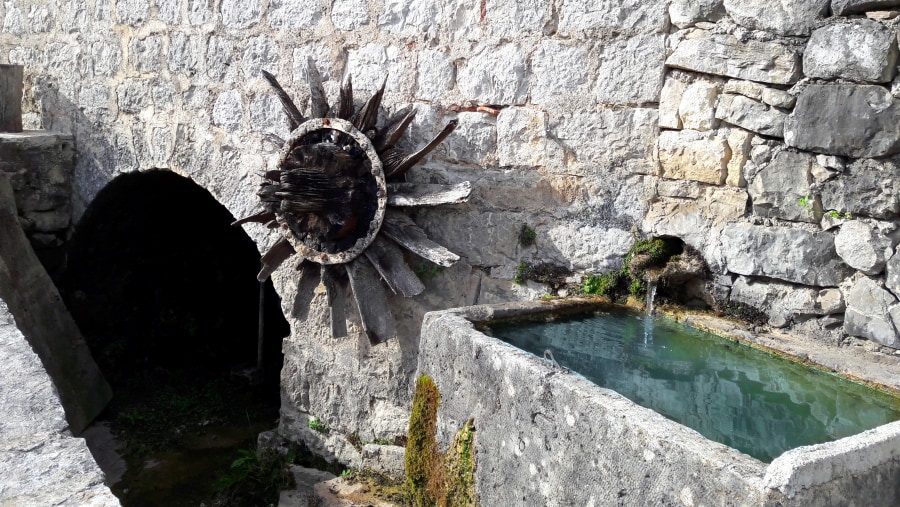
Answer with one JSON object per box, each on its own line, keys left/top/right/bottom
{"left": 290, "top": 260, "right": 321, "bottom": 320}
{"left": 337, "top": 75, "right": 354, "bottom": 120}
{"left": 307, "top": 58, "right": 329, "bottom": 119}
{"left": 257, "top": 237, "right": 296, "bottom": 281}
{"left": 345, "top": 257, "right": 397, "bottom": 344}
{"left": 231, "top": 210, "right": 276, "bottom": 227}
{"left": 261, "top": 70, "right": 305, "bottom": 130}
{"left": 386, "top": 120, "right": 458, "bottom": 178}
{"left": 364, "top": 235, "right": 425, "bottom": 297}
{"left": 381, "top": 210, "right": 460, "bottom": 267}
{"left": 374, "top": 107, "right": 416, "bottom": 153}
{"left": 353, "top": 78, "right": 386, "bottom": 133}
{"left": 322, "top": 265, "right": 349, "bottom": 338}
{"left": 386, "top": 181, "right": 471, "bottom": 207}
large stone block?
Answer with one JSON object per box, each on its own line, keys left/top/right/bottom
{"left": 834, "top": 220, "right": 899, "bottom": 275}
{"left": 784, "top": 84, "right": 900, "bottom": 158}
{"left": 458, "top": 44, "right": 528, "bottom": 105}
{"left": 679, "top": 76, "right": 722, "bottom": 131}
{"left": 820, "top": 157, "right": 900, "bottom": 219}
{"left": 730, "top": 276, "right": 843, "bottom": 328}
{"left": 721, "top": 223, "right": 853, "bottom": 286}
{"left": 666, "top": 32, "right": 802, "bottom": 85}
{"left": 844, "top": 276, "right": 900, "bottom": 348}
{"left": 378, "top": 0, "right": 439, "bottom": 37}
{"left": 530, "top": 40, "right": 588, "bottom": 106}
{"left": 331, "top": 0, "right": 370, "bottom": 31}
{"left": 485, "top": 0, "right": 554, "bottom": 38}
{"left": 804, "top": 20, "right": 899, "bottom": 83}
{"left": 669, "top": 0, "right": 725, "bottom": 28}
{"left": 723, "top": 0, "right": 829, "bottom": 36}
{"left": 593, "top": 33, "right": 666, "bottom": 105}
{"left": 659, "top": 76, "right": 687, "bottom": 129}
{"left": 221, "top": 0, "right": 261, "bottom": 28}
{"left": 715, "top": 94, "right": 786, "bottom": 138}
{"left": 832, "top": 0, "right": 900, "bottom": 15}
{"left": 497, "top": 107, "right": 547, "bottom": 167}
{"left": 558, "top": 0, "right": 668, "bottom": 33}
{"left": 548, "top": 109, "right": 658, "bottom": 175}
{"left": 747, "top": 150, "right": 816, "bottom": 223}
{"left": 416, "top": 50, "right": 454, "bottom": 102}
{"left": 658, "top": 130, "right": 730, "bottom": 185}
{"left": 269, "top": 0, "right": 321, "bottom": 30}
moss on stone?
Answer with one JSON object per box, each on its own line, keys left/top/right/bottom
{"left": 406, "top": 374, "right": 442, "bottom": 506}
{"left": 405, "top": 375, "right": 478, "bottom": 507}
{"left": 443, "top": 418, "right": 477, "bottom": 507}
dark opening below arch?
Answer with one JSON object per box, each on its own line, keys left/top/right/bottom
{"left": 59, "top": 169, "right": 288, "bottom": 387}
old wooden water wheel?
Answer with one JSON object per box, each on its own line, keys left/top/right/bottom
{"left": 235, "top": 60, "right": 470, "bottom": 343}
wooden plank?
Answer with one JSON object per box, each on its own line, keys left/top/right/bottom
{"left": 231, "top": 210, "right": 275, "bottom": 227}
{"left": 345, "top": 257, "right": 397, "bottom": 344}
{"left": 387, "top": 119, "right": 458, "bottom": 178}
{"left": 337, "top": 75, "right": 354, "bottom": 120}
{"left": 291, "top": 260, "right": 321, "bottom": 320}
{"left": 307, "top": 58, "right": 329, "bottom": 119}
{"left": 387, "top": 181, "right": 471, "bottom": 207}
{"left": 381, "top": 210, "right": 460, "bottom": 267}
{"left": 375, "top": 106, "right": 416, "bottom": 153}
{"left": 322, "top": 265, "right": 348, "bottom": 338}
{"left": 261, "top": 70, "right": 304, "bottom": 130}
{"left": 364, "top": 235, "right": 425, "bottom": 297}
{"left": 0, "top": 65, "right": 23, "bottom": 132}
{"left": 257, "top": 237, "right": 296, "bottom": 281}
{"left": 353, "top": 78, "right": 386, "bottom": 133}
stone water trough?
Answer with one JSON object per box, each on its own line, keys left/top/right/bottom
{"left": 418, "top": 299, "right": 900, "bottom": 506}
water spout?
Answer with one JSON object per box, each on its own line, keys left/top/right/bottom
{"left": 645, "top": 278, "right": 657, "bottom": 315}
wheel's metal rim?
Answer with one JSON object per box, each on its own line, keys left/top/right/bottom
{"left": 276, "top": 117, "right": 387, "bottom": 265}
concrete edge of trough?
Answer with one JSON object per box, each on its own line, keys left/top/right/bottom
{"left": 420, "top": 298, "right": 900, "bottom": 505}
{"left": 420, "top": 299, "right": 771, "bottom": 505}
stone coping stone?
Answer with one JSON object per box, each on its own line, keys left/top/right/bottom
{"left": 0, "top": 298, "right": 119, "bottom": 506}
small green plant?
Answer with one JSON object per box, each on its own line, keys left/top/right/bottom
{"left": 826, "top": 209, "right": 853, "bottom": 219}
{"left": 540, "top": 293, "right": 555, "bottom": 301}
{"left": 341, "top": 469, "right": 355, "bottom": 478}
{"left": 629, "top": 277, "right": 646, "bottom": 297}
{"left": 581, "top": 272, "right": 621, "bottom": 296}
{"left": 519, "top": 224, "right": 537, "bottom": 247}
{"left": 215, "top": 448, "right": 296, "bottom": 505}
{"left": 514, "top": 262, "right": 528, "bottom": 285}
{"left": 798, "top": 194, "right": 813, "bottom": 211}
{"left": 307, "top": 417, "right": 330, "bottom": 435}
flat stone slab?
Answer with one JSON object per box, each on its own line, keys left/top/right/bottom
{"left": 804, "top": 19, "right": 899, "bottom": 83}
{"left": 666, "top": 31, "right": 802, "bottom": 85}
{"left": 721, "top": 223, "right": 854, "bottom": 287}
{"left": 785, "top": 84, "right": 900, "bottom": 158}
{"left": 724, "top": 0, "right": 829, "bottom": 36}
{"left": 0, "top": 298, "right": 119, "bottom": 506}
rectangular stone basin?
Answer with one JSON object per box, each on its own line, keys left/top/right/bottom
{"left": 418, "top": 299, "right": 900, "bottom": 506}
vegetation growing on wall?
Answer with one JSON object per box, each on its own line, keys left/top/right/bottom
{"left": 406, "top": 375, "right": 478, "bottom": 507}
{"left": 581, "top": 237, "right": 681, "bottom": 300}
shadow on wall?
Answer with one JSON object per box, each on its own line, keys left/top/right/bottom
{"left": 57, "top": 169, "right": 288, "bottom": 386}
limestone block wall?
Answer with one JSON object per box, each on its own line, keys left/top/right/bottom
{"left": 0, "top": 0, "right": 667, "bottom": 462}
{"left": 645, "top": 0, "right": 900, "bottom": 350}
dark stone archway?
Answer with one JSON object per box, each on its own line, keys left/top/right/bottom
{"left": 58, "top": 169, "right": 288, "bottom": 387}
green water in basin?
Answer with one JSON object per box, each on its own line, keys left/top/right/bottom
{"left": 489, "top": 307, "right": 900, "bottom": 462}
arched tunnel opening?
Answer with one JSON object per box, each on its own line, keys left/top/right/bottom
{"left": 58, "top": 169, "right": 291, "bottom": 506}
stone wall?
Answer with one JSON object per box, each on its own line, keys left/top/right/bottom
{"left": 5, "top": 0, "right": 900, "bottom": 470}
{"left": 645, "top": 0, "right": 900, "bottom": 351}
{"left": 0, "top": 131, "right": 74, "bottom": 276}
{"left": 0, "top": 0, "right": 666, "bottom": 463}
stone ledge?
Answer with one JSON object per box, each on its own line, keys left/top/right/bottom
{"left": 0, "top": 298, "right": 119, "bottom": 506}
